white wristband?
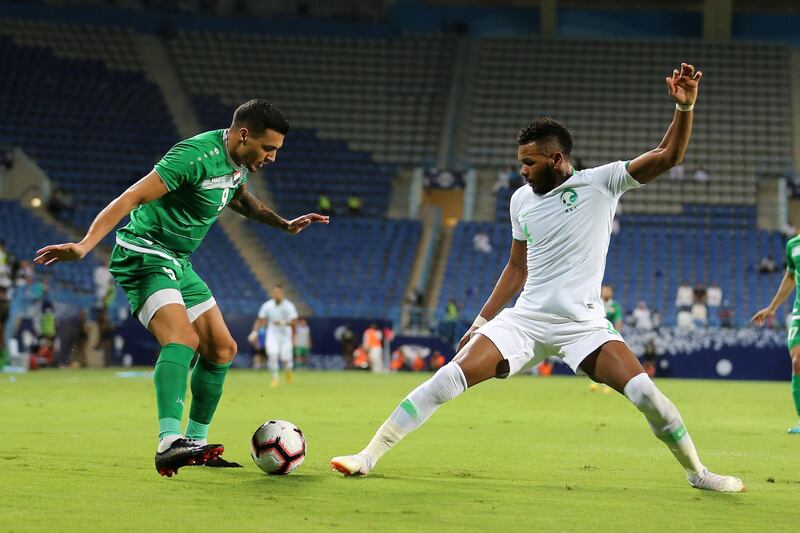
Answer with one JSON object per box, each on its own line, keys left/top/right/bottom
{"left": 675, "top": 102, "right": 694, "bottom": 112}
{"left": 472, "top": 316, "right": 488, "bottom": 329}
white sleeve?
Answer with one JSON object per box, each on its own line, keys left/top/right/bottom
{"left": 287, "top": 302, "right": 299, "bottom": 321}
{"left": 509, "top": 188, "right": 526, "bottom": 241}
{"left": 584, "top": 161, "right": 642, "bottom": 197}
{"left": 257, "top": 302, "right": 269, "bottom": 319}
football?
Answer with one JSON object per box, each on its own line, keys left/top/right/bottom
{"left": 250, "top": 420, "right": 307, "bottom": 475}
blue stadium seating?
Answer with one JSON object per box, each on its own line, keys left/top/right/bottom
{"left": 439, "top": 209, "right": 787, "bottom": 327}
{"left": 0, "top": 200, "right": 98, "bottom": 292}
{"left": 250, "top": 218, "right": 421, "bottom": 321}
{"left": 0, "top": 36, "right": 179, "bottom": 241}
{"left": 191, "top": 95, "right": 395, "bottom": 218}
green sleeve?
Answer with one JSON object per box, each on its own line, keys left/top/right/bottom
{"left": 153, "top": 142, "right": 203, "bottom": 191}
{"left": 613, "top": 302, "right": 623, "bottom": 322}
{"left": 787, "top": 242, "right": 796, "bottom": 273}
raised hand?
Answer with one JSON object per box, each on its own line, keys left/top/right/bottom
{"left": 666, "top": 62, "right": 702, "bottom": 106}
{"left": 285, "top": 213, "right": 330, "bottom": 234}
{"left": 34, "top": 242, "right": 89, "bottom": 266}
{"left": 750, "top": 307, "right": 774, "bottom": 327}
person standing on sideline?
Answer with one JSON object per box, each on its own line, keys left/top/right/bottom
{"left": 252, "top": 285, "right": 299, "bottom": 387}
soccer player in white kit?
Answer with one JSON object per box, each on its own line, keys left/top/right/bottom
{"left": 252, "top": 285, "right": 298, "bottom": 387}
{"left": 331, "top": 63, "right": 744, "bottom": 492}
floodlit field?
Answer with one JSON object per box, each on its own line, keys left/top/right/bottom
{"left": 3, "top": 369, "right": 798, "bottom": 532}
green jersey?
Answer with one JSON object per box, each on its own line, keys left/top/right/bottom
{"left": 786, "top": 235, "right": 800, "bottom": 312}
{"left": 604, "top": 299, "right": 622, "bottom": 325}
{"left": 116, "top": 129, "right": 247, "bottom": 257}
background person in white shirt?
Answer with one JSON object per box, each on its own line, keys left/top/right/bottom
{"left": 251, "top": 285, "right": 298, "bottom": 387}
{"left": 332, "top": 63, "right": 742, "bottom": 492}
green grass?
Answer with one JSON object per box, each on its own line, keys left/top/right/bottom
{"left": 2, "top": 369, "right": 799, "bottom": 532}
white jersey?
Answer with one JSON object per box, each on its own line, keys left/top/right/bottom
{"left": 257, "top": 298, "right": 298, "bottom": 341}
{"left": 509, "top": 161, "right": 641, "bottom": 321}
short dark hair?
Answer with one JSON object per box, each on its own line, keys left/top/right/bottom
{"left": 232, "top": 99, "right": 290, "bottom": 136}
{"left": 516, "top": 117, "right": 572, "bottom": 156}
{"left": 273, "top": 284, "right": 283, "bottom": 289}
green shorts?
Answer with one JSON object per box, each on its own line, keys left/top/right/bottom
{"left": 294, "top": 347, "right": 310, "bottom": 357}
{"left": 109, "top": 238, "right": 214, "bottom": 328}
{"left": 788, "top": 315, "right": 800, "bottom": 350}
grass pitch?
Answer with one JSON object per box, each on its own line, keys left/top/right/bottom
{"left": 3, "top": 369, "right": 799, "bottom": 532}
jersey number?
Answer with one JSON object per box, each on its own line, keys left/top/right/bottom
{"left": 790, "top": 326, "right": 798, "bottom": 341}
{"left": 217, "top": 187, "right": 229, "bottom": 211}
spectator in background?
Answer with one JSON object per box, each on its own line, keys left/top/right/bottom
{"left": 706, "top": 282, "right": 722, "bottom": 326}
{"left": 492, "top": 166, "right": 514, "bottom": 194}
{"left": 693, "top": 167, "right": 709, "bottom": 183}
{"left": 294, "top": 317, "right": 311, "bottom": 368}
{"left": 94, "top": 263, "right": 114, "bottom": 308}
{"left": 97, "top": 307, "right": 114, "bottom": 367}
{"left": 669, "top": 162, "right": 685, "bottom": 181}
{"left": 706, "top": 283, "right": 722, "bottom": 309}
{"left": 362, "top": 323, "right": 383, "bottom": 373}
{"left": 652, "top": 308, "right": 662, "bottom": 331}
{"left": 0, "top": 286, "right": 9, "bottom": 345}
{"left": 0, "top": 240, "right": 6, "bottom": 267}
{"left": 318, "top": 193, "right": 332, "bottom": 216}
{"left": 693, "top": 283, "right": 707, "bottom": 305}
{"left": 441, "top": 299, "right": 460, "bottom": 344}
{"left": 675, "top": 281, "right": 694, "bottom": 311}
{"left": 676, "top": 309, "right": 696, "bottom": 329}
{"left": 691, "top": 301, "right": 708, "bottom": 327}
{"left": 473, "top": 231, "right": 492, "bottom": 254}
{"left": 719, "top": 301, "right": 735, "bottom": 328}
{"left": 335, "top": 323, "right": 356, "bottom": 369}
{"left": 347, "top": 194, "right": 362, "bottom": 215}
{"left": 758, "top": 255, "right": 777, "bottom": 274}
{"left": 602, "top": 284, "right": 623, "bottom": 331}
{"left": 429, "top": 350, "right": 445, "bottom": 371}
{"left": 632, "top": 301, "right": 653, "bottom": 331}
{"left": 643, "top": 338, "right": 658, "bottom": 378}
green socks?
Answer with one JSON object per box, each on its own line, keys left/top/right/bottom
{"left": 154, "top": 343, "right": 196, "bottom": 439}
{"left": 792, "top": 375, "right": 800, "bottom": 418}
{"left": 186, "top": 358, "right": 232, "bottom": 441}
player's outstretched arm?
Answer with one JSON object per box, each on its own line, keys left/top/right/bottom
{"left": 228, "top": 185, "right": 329, "bottom": 234}
{"left": 457, "top": 239, "right": 527, "bottom": 351}
{"left": 34, "top": 171, "right": 168, "bottom": 265}
{"left": 752, "top": 270, "right": 796, "bottom": 326}
{"left": 627, "top": 63, "right": 703, "bottom": 185}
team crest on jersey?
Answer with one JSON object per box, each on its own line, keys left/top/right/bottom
{"left": 560, "top": 188, "right": 578, "bottom": 212}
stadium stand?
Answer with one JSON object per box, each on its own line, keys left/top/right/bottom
{"left": 250, "top": 218, "right": 421, "bottom": 321}
{"left": 0, "top": 200, "right": 97, "bottom": 292}
{"left": 169, "top": 32, "right": 457, "bottom": 164}
{"left": 438, "top": 211, "right": 786, "bottom": 328}
{"left": 190, "top": 95, "right": 394, "bottom": 218}
{"left": 467, "top": 38, "right": 793, "bottom": 217}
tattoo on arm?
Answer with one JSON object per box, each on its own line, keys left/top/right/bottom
{"left": 228, "top": 190, "right": 288, "bottom": 230}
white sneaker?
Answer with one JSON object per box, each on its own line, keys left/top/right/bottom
{"left": 330, "top": 454, "right": 371, "bottom": 476}
{"left": 688, "top": 467, "right": 745, "bottom": 492}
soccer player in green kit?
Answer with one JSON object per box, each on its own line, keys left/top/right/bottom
{"left": 752, "top": 234, "right": 800, "bottom": 434}
{"left": 35, "top": 100, "right": 329, "bottom": 476}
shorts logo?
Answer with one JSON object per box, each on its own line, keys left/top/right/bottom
{"left": 162, "top": 267, "right": 177, "bottom": 281}
{"left": 606, "top": 320, "right": 620, "bottom": 336}
{"left": 560, "top": 188, "right": 578, "bottom": 212}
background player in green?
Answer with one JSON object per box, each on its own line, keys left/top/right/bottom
{"left": 602, "top": 284, "right": 623, "bottom": 332}
{"left": 34, "top": 99, "right": 329, "bottom": 476}
{"left": 752, "top": 233, "right": 800, "bottom": 434}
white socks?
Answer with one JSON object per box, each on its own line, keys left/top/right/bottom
{"left": 624, "top": 372, "right": 704, "bottom": 475}
{"left": 157, "top": 434, "right": 183, "bottom": 453}
{"left": 360, "top": 363, "right": 468, "bottom": 468}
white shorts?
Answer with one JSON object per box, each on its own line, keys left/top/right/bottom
{"left": 476, "top": 307, "right": 627, "bottom": 377}
{"left": 266, "top": 337, "right": 293, "bottom": 362}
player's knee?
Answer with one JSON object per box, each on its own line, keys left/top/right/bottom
{"left": 213, "top": 338, "right": 238, "bottom": 364}
{"left": 791, "top": 351, "right": 800, "bottom": 373}
{"left": 427, "top": 363, "right": 468, "bottom": 404}
{"left": 623, "top": 372, "right": 657, "bottom": 409}
{"left": 166, "top": 328, "right": 199, "bottom": 351}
